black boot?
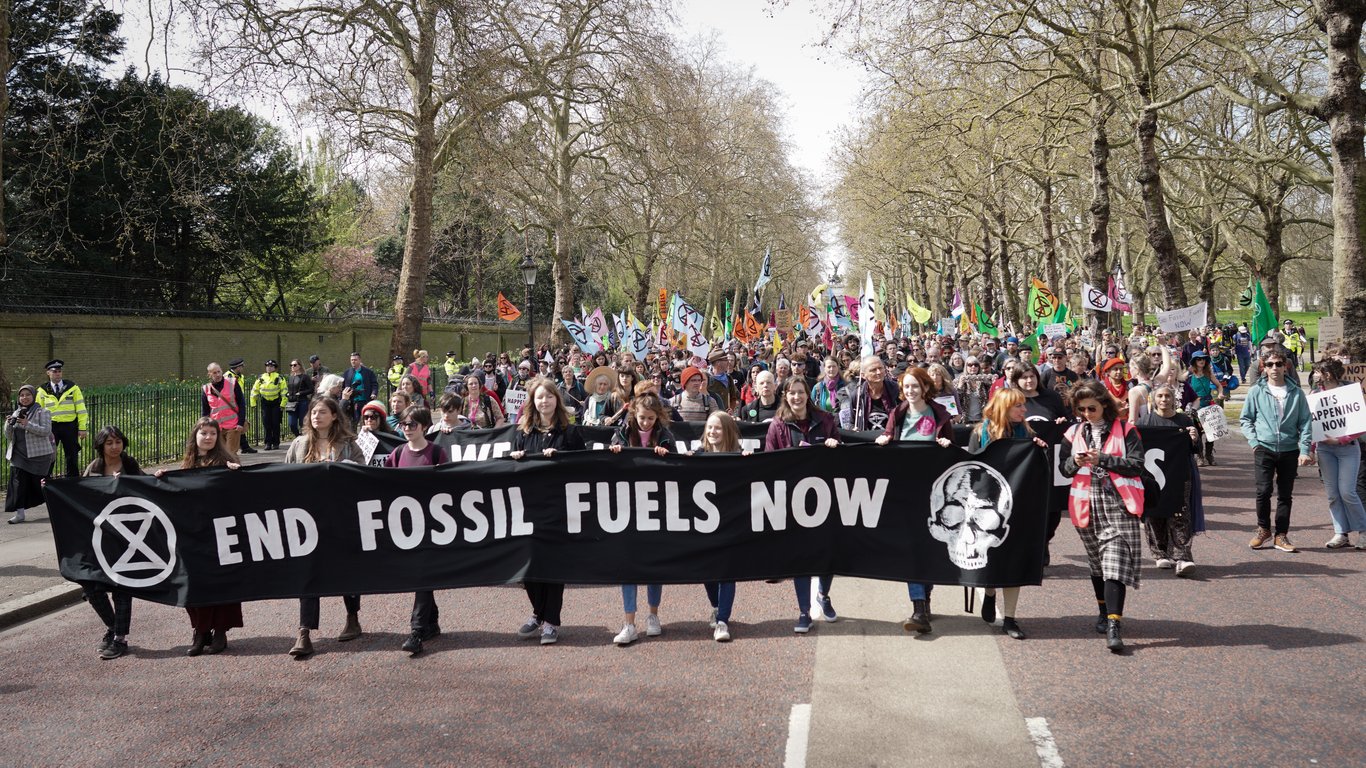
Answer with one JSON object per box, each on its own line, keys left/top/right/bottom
{"left": 981, "top": 593, "right": 996, "bottom": 624}
{"left": 187, "top": 631, "right": 209, "bottom": 657}
{"left": 1095, "top": 609, "right": 1108, "bottom": 634}
{"left": 902, "top": 600, "right": 932, "bottom": 634}
{"left": 1003, "top": 617, "right": 1026, "bottom": 640}
{"left": 1106, "top": 618, "right": 1124, "bottom": 653}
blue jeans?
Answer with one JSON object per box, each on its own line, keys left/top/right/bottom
{"left": 1318, "top": 441, "right": 1366, "bottom": 534}
{"left": 621, "top": 584, "right": 662, "bottom": 613}
{"left": 906, "top": 583, "right": 934, "bottom": 601}
{"left": 793, "top": 576, "right": 834, "bottom": 615}
{"left": 704, "top": 582, "right": 736, "bottom": 623}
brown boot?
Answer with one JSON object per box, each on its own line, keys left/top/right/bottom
{"left": 207, "top": 629, "right": 227, "bottom": 654}
{"left": 1249, "top": 527, "right": 1272, "bottom": 549}
{"left": 186, "top": 631, "right": 209, "bottom": 657}
{"left": 288, "top": 628, "right": 313, "bottom": 658}
{"left": 337, "top": 612, "right": 362, "bottom": 642}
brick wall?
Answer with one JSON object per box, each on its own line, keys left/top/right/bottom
{"left": 0, "top": 314, "right": 541, "bottom": 387}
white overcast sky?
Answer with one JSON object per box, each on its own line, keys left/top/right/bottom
{"left": 110, "top": 0, "right": 863, "bottom": 266}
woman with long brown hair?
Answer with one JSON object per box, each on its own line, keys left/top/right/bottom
{"left": 508, "top": 378, "right": 587, "bottom": 645}
{"left": 156, "top": 417, "right": 243, "bottom": 656}
{"left": 284, "top": 396, "right": 363, "bottom": 658}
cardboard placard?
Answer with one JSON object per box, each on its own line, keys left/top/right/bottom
{"left": 1309, "top": 382, "right": 1366, "bottom": 442}
{"left": 1319, "top": 317, "right": 1344, "bottom": 344}
{"left": 1196, "top": 405, "right": 1230, "bottom": 441}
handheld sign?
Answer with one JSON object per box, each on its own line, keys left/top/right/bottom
{"left": 502, "top": 388, "right": 529, "bottom": 423}
{"left": 355, "top": 428, "right": 380, "bottom": 465}
{"left": 1309, "top": 382, "right": 1366, "bottom": 442}
{"left": 1319, "top": 317, "right": 1344, "bottom": 345}
{"left": 1196, "top": 405, "right": 1230, "bottom": 442}
{"left": 934, "top": 395, "right": 960, "bottom": 417}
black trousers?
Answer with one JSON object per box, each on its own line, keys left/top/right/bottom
{"left": 298, "top": 594, "right": 361, "bottom": 630}
{"left": 260, "top": 399, "right": 282, "bottom": 447}
{"left": 524, "top": 581, "right": 563, "bottom": 627}
{"left": 411, "top": 591, "right": 439, "bottom": 632}
{"left": 51, "top": 420, "right": 81, "bottom": 478}
{"left": 84, "top": 586, "right": 132, "bottom": 635}
{"left": 1254, "top": 447, "right": 1299, "bottom": 535}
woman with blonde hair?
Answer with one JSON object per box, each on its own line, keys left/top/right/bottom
{"left": 285, "top": 396, "right": 364, "bottom": 657}
{"left": 966, "top": 388, "right": 1049, "bottom": 640}
{"left": 408, "top": 349, "right": 432, "bottom": 394}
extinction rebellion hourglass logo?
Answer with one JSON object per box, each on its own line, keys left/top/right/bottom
{"left": 92, "top": 498, "right": 178, "bottom": 587}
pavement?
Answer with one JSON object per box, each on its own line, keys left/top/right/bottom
{"left": 2, "top": 434, "right": 1363, "bottom": 767}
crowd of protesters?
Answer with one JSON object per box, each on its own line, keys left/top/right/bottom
{"left": 5, "top": 313, "right": 1362, "bottom": 660}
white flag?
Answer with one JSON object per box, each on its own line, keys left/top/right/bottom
{"left": 1082, "top": 282, "right": 1113, "bottom": 313}
{"left": 753, "top": 246, "right": 773, "bottom": 293}
{"left": 858, "top": 272, "right": 876, "bottom": 357}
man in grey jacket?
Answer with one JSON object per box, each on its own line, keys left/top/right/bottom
{"left": 1238, "top": 348, "right": 1313, "bottom": 553}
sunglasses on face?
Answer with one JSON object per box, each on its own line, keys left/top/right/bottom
{"left": 1264, "top": 361, "right": 1285, "bottom": 368}
{"left": 362, "top": 414, "right": 381, "bottom": 421}
{"left": 399, "top": 421, "right": 418, "bottom": 429}
{"left": 1075, "top": 404, "right": 1100, "bottom": 414}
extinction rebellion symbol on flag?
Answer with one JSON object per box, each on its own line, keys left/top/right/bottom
{"left": 92, "top": 497, "right": 178, "bottom": 588}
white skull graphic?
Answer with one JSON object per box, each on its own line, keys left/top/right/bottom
{"left": 928, "top": 461, "right": 1013, "bottom": 570}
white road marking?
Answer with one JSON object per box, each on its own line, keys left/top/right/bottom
{"left": 1025, "top": 717, "right": 1065, "bottom": 768}
{"left": 784, "top": 703, "right": 812, "bottom": 768}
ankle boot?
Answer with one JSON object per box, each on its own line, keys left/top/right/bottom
{"left": 289, "top": 628, "right": 313, "bottom": 657}
{"left": 186, "top": 631, "right": 209, "bottom": 657}
{"left": 338, "top": 612, "right": 362, "bottom": 642}
{"left": 902, "top": 600, "right": 932, "bottom": 634}
{"left": 1094, "top": 608, "right": 1108, "bottom": 634}
{"left": 207, "top": 629, "right": 227, "bottom": 654}
{"left": 1106, "top": 618, "right": 1124, "bottom": 653}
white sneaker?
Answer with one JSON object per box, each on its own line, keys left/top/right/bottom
{"left": 713, "top": 621, "right": 731, "bottom": 642}
{"left": 613, "top": 624, "right": 639, "bottom": 645}
{"left": 7, "top": 509, "right": 25, "bottom": 524}
{"left": 1357, "top": 534, "right": 1366, "bottom": 550}
{"left": 645, "top": 614, "right": 662, "bottom": 637}
{"left": 1326, "top": 533, "right": 1352, "bottom": 549}
{"left": 1175, "top": 560, "right": 1195, "bottom": 577}
{"left": 1155, "top": 558, "right": 1175, "bottom": 569}
{"left": 708, "top": 608, "right": 718, "bottom": 629}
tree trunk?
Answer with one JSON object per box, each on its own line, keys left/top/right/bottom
{"left": 981, "top": 224, "right": 995, "bottom": 317}
{"left": 1087, "top": 102, "right": 1112, "bottom": 331}
{"left": 1134, "top": 99, "right": 1189, "bottom": 310}
{"left": 390, "top": 7, "right": 438, "bottom": 357}
{"left": 1317, "top": 2, "right": 1366, "bottom": 358}
{"left": 1041, "top": 177, "right": 1059, "bottom": 290}
{"left": 0, "top": 0, "right": 9, "bottom": 257}
{"left": 551, "top": 90, "right": 576, "bottom": 346}
{"left": 1261, "top": 193, "right": 1287, "bottom": 315}
{"left": 996, "top": 209, "right": 1019, "bottom": 328}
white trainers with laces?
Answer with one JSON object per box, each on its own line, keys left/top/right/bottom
{"left": 709, "top": 608, "right": 718, "bottom": 629}
{"left": 713, "top": 621, "right": 731, "bottom": 642}
{"left": 613, "top": 624, "right": 639, "bottom": 645}
{"left": 1326, "top": 533, "right": 1352, "bottom": 549}
{"left": 1155, "top": 558, "right": 1175, "bottom": 569}
{"left": 645, "top": 614, "right": 662, "bottom": 636}
{"left": 7, "top": 508, "right": 25, "bottom": 524}
{"left": 1175, "top": 560, "right": 1195, "bottom": 577}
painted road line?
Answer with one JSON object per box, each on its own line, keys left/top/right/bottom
{"left": 1025, "top": 717, "right": 1065, "bottom": 768}
{"left": 785, "top": 703, "right": 811, "bottom": 768}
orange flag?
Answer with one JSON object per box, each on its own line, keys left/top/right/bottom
{"left": 657, "top": 289, "right": 668, "bottom": 321}
{"left": 496, "top": 292, "right": 521, "bottom": 321}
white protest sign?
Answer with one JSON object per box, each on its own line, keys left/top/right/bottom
{"left": 1309, "top": 382, "right": 1366, "bottom": 442}
{"left": 354, "top": 428, "right": 379, "bottom": 465}
{"left": 1319, "top": 317, "right": 1344, "bottom": 345}
{"left": 934, "top": 395, "right": 960, "bottom": 417}
{"left": 502, "top": 388, "right": 529, "bottom": 422}
{"left": 1042, "top": 323, "right": 1067, "bottom": 339}
{"left": 1156, "top": 302, "right": 1208, "bottom": 333}
{"left": 1196, "top": 405, "right": 1230, "bottom": 442}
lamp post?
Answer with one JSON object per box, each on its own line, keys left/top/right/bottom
{"left": 520, "top": 254, "right": 537, "bottom": 355}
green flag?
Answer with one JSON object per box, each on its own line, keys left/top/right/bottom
{"left": 1237, "top": 276, "right": 1255, "bottom": 308}
{"left": 724, "top": 298, "right": 733, "bottom": 339}
{"left": 974, "top": 303, "right": 998, "bottom": 337}
{"left": 1250, "top": 280, "right": 1277, "bottom": 343}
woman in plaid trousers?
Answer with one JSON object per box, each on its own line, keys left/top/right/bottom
{"left": 1061, "top": 380, "right": 1146, "bottom": 654}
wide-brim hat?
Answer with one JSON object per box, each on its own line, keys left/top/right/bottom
{"left": 585, "top": 365, "right": 616, "bottom": 392}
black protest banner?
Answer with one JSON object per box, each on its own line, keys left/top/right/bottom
{"left": 45, "top": 441, "right": 1051, "bottom": 607}
{"left": 1027, "top": 422, "right": 1193, "bottom": 519}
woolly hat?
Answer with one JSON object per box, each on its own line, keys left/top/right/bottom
{"left": 360, "top": 400, "right": 388, "bottom": 419}
{"left": 681, "top": 366, "right": 706, "bottom": 388}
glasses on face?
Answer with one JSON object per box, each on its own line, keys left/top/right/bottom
{"left": 291, "top": 363, "right": 301, "bottom": 367}
{"left": 1075, "top": 404, "right": 1100, "bottom": 414}
{"left": 1265, "top": 361, "right": 1285, "bottom": 368}
{"left": 399, "top": 421, "right": 418, "bottom": 429}
{"left": 362, "top": 414, "right": 381, "bottom": 421}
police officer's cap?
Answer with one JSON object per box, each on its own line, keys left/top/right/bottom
{"left": 45, "top": 359, "right": 64, "bottom": 370}
{"left": 309, "top": 354, "right": 320, "bottom": 362}
{"left": 265, "top": 359, "right": 278, "bottom": 367}
{"left": 228, "top": 357, "right": 245, "bottom": 368}
{"left": 393, "top": 355, "right": 404, "bottom": 361}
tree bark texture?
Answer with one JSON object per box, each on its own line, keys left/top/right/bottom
{"left": 1134, "top": 101, "right": 1189, "bottom": 311}
{"left": 1087, "top": 104, "right": 1112, "bottom": 330}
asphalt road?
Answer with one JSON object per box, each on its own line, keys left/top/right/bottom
{"left": 2, "top": 438, "right": 1363, "bottom": 767}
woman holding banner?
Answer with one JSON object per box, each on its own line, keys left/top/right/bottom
{"left": 80, "top": 426, "right": 143, "bottom": 659}
{"left": 1310, "top": 360, "right": 1366, "bottom": 549}
{"left": 765, "top": 377, "right": 841, "bottom": 633}
{"left": 158, "top": 418, "right": 243, "bottom": 656}
{"left": 509, "top": 378, "right": 587, "bottom": 645}
{"left": 874, "top": 368, "right": 954, "bottom": 635}
{"left": 694, "top": 412, "right": 749, "bottom": 642}
{"left": 1137, "top": 385, "right": 1202, "bottom": 575}
{"left": 966, "top": 389, "right": 1050, "bottom": 640}
{"left": 285, "top": 397, "right": 364, "bottom": 658}
{"left": 607, "top": 394, "right": 676, "bottom": 645}
{"left": 1060, "top": 381, "right": 1146, "bottom": 654}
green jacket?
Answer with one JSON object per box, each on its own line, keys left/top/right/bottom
{"left": 1239, "top": 377, "right": 1312, "bottom": 456}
